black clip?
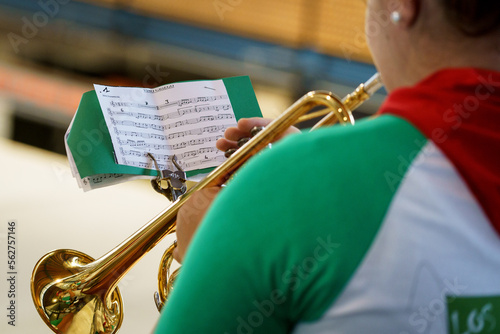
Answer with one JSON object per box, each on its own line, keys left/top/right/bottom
{"left": 148, "top": 153, "right": 187, "bottom": 201}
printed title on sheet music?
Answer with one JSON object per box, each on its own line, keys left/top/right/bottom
{"left": 143, "top": 84, "right": 174, "bottom": 93}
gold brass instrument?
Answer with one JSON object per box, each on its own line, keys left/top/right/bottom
{"left": 31, "top": 73, "right": 383, "bottom": 334}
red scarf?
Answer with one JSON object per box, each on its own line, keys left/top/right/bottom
{"left": 379, "top": 68, "right": 500, "bottom": 234}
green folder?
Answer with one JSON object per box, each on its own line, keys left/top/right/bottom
{"left": 67, "top": 76, "right": 262, "bottom": 180}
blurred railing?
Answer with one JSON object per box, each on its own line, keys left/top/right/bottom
{"left": 78, "top": 0, "right": 371, "bottom": 63}
{"left": 0, "top": 0, "right": 383, "bottom": 152}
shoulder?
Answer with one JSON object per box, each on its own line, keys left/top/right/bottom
{"left": 198, "top": 115, "right": 428, "bottom": 318}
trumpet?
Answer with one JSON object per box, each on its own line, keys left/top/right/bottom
{"left": 31, "top": 73, "right": 383, "bottom": 334}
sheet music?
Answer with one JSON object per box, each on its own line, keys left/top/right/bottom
{"left": 94, "top": 80, "right": 237, "bottom": 172}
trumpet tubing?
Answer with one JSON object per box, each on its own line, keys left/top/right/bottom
{"left": 31, "top": 73, "right": 383, "bottom": 334}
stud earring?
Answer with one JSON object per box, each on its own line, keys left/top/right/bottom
{"left": 390, "top": 11, "right": 401, "bottom": 24}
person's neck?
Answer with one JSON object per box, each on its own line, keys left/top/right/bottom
{"left": 401, "top": 33, "right": 500, "bottom": 89}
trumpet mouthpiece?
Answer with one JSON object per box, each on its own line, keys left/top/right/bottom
{"left": 364, "top": 73, "right": 383, "bottom": 96}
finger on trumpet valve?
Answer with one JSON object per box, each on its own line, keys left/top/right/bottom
{"left": 224, "top": 148, "right": 237, "bottom": 158}
{"left": 237, "top": 137, "right": 250, "bottom": 147}
{"left": 224, "top": 126, "right": 265, "bottom": 158}
{"left": 250, "top": 126, "right": 264, "bottom": 137}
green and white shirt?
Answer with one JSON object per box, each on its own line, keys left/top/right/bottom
{"left": 155, "top": 68, "right": 500, "bottom": 334}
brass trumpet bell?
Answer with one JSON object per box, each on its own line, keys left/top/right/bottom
{"left": 31, "top": 249, "right": 123, "bottom": 334}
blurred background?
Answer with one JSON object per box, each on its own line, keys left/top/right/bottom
{"left": 0, "top": 1, "right": 383, "bottom": 333}
{"left": 0, "top": 0, "right": 382, "bottom": 153}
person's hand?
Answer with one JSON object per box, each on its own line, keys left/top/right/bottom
{"left": 216, "top": 117, "right": 301, "bottom": 153}
{"left": 173, "top": 187, "right": 222, "bottom": 263}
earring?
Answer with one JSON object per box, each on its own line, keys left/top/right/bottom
{"left": 390, "top": 11, "right": 401, "bottom": 24}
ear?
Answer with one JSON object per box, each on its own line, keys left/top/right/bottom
{"left": 392, "top": 0, "right": 420, "bottom": 27}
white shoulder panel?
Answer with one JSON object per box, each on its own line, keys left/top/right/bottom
{"left": 294, "top": 142, "right": 500, "bottom": 333}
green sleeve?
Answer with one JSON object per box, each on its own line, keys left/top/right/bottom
{"left": 154, "top": 115, "right": 426, "bottom": 333}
